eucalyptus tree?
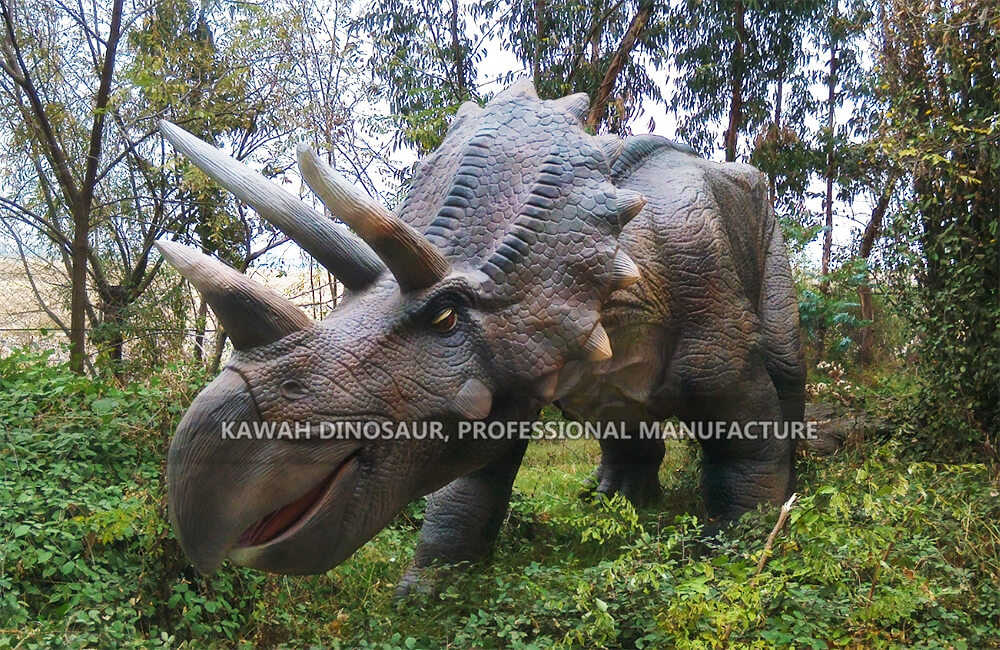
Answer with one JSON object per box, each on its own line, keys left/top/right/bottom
{"left": 815, "top": 0, "right": 879, "bottom": 289}
{"left": 500, "top": 0, "right": 669, "bottom": 133}
{"left": 666, "top": 0, "right": 823, "bottom": 163}
{"left": 361, "top": 0, "right": 670, "bottom": 151}
{"left": 0, "top": 0, "right": 315, "bottom": 374}
{"left": 797, "top": 0, "right": 895, "bottom": 357}
{"left": 360, "top": 0, "right": 487, "bottom": 153}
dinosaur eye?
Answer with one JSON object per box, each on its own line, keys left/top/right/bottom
{"left": 430, "top": 307, "right": 457, "bottom": 333}
{"left": 280, "top": 380, "right": 308, "bottom": 400}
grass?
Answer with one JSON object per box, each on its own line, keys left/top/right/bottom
{"left": 1, "top": 350, "right": 998, "bottom": 648}
{"left": 236, "top": 441, "right": 999, "bottom": 649}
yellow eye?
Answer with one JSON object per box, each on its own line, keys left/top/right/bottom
{"left": 430, "top": 307, "right": 457, "bottom": 332}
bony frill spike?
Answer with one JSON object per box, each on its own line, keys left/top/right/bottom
{"left": 610, "top": 249, "right": 642, "bottom": 289}
{"left": 550, "top": 93, "right": 590, "bottom": 121}
{"left": 615, "top": 190, "right": 647, "bottom": 226}
{"left": 594, "top": 135, "right": 625, "bottom": 167}
{"left": 582, "top": 323, "right": 613, "bottom": 361}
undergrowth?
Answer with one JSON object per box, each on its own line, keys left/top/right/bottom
{"left": 1, "top": 350, "right": 997, "bottom": 648}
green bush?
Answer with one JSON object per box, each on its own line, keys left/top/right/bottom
{"left": 329, "top": 445, "right": 998, "bottom": 649}
{"left": 883, "top": 213, "right": 1000, "bottom": 461}
{"left": 0, "top": 349, "right": 265, "bottom": 648}
{"left": 876, "top": 0, "right": 1000, "bottom": 460}
{"left": 2, "top": 350, "right": 998, "bottom": 648}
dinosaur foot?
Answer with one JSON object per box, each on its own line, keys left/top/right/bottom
{"left": 584, "top": 462, "right": 662, "bottom": 508}
{"left": 394, "top": 562, "right": 468, "bottom": 601}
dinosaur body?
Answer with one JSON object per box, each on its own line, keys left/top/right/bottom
{"left": 155, "top": 81, "right": 804, "bottom": 589}
{"left": 563, "top": 136, "right": 802, "bottom": 424}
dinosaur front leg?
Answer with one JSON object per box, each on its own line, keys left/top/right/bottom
{"left": 591, "top": 434, "right": 665, "bottom": 507}
{"left": 396, "top": 440, "right": 528, "bottom": 597}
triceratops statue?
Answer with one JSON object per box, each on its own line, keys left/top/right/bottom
{"left": 156, "top": 80, "right": 804, "bottom": 593}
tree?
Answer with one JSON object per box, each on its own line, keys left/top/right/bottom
{"left": 0, "top": 0, "right": 125, "bottom": 373}
{"left": 0, "top": 0, "right": 320, "bottom": 376}
{"left": 854, "top": 169, "right": 898, "bottom": 366}
{"left": 130, "top": 0, "right": 296, "bottom": 369}
{"left": 361, "top": 0, "right": 486, "bottom": 152}
{"left": 746, "top": 0, "right": 823, "bottom": 213}
{"left": 667, "top": 0, "right": 823, "bottom": 162}
{"left": 282, "top": 0, "right": 403, "bottom": 319}
{"left": 878, "top": 0, "right": 999, "bottom": 449}
{"left": 809, "top": 0, "right": 883, "bottom": 359}
{"left": 362, "top": 0, "right": 670, "bottom": 151}
{"left": 502, "top": 0, "right": 669, "bottom": 133}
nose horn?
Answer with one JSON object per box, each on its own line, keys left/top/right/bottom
{"left": 155, "top": 240, "right": 311, "bottom": 350}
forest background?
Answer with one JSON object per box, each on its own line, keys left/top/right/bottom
{"left": 0, "top": 0, "right": 997, "bottom": 647}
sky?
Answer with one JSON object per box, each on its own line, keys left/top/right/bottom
{"left": 355, "top": 44, "right": 865, "bottom": 273}
{"left": 271, "top": 6, "right": 873, "bottom": 275}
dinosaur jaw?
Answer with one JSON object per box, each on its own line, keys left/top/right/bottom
{"left": 227, "top": 453, "right": 364, "bottom": 574}
{"left": 234, "top": 450, "right": 359, "bottom": 549}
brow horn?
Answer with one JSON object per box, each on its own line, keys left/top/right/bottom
{"left": 155, "top": 240, "right": 310, "bottom": 350}
{"left": 159, "top": 121, "right": 384, "bottom": 291}
{"left": 297, "top": 145, "right": 450, "bottom": 292}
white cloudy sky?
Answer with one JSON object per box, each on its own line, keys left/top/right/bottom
{"left": 279, "top": 15, "right": 872, "bottom": 273}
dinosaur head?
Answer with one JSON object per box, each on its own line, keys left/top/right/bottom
{"left": 159, "top": 80, "right": 645, "bottom": 575}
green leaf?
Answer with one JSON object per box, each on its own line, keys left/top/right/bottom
{"left": 90, "top": 398, "right": 119, "bottom": 415}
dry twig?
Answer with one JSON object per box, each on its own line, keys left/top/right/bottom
{"left": 755, "top": 493, "right": 799, "bottom": 576}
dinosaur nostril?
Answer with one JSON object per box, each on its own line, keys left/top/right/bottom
{"left": 280, "top": 380, "right": 308, "bottom": 400}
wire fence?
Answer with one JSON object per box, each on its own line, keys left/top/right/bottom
{"left": 1, "top": 255, "right": 69, "bottom": 358}
{"left": 0, "top": 253, "right": 340, "bottom": 365}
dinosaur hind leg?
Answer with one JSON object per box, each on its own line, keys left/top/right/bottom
{"left": 590, "top": 434, "right": 665, "bottom": 507}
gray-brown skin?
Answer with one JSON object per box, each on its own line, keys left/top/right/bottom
{"left": 160, "top": 80, "right": 804, "bottom": 593}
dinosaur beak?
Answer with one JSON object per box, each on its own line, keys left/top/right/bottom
{"left": 167, "top": 369, "right": 351, "bottom": 573}
{"left": 167, "top": 369, "right": 260, "bottom": 572}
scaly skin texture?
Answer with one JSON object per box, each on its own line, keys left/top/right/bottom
{"left": 160, "top": 81, "right": 804, "bottom": 593}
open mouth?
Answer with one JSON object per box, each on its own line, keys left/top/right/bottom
{"left": 234, "top": 451, "right": 358, "bottom": 548}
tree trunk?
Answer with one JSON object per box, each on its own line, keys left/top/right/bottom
{"left": 96, "top": 284, "right": 128, "bottom": 378}
{"left": 209, "top": 330, "right": 228, "bottom": 375}
{"left": 857, "top": 177, "right": 897, "bottom": 367}
{"left": 585, "top": 0, "right": 653, "bottom": 131}
{"left": 449, "top": 0, "right": 466, "bottom": 99}
{"left": 817, "top": 3, "right": 839, "bottom": 357}
{"left": 193, "top": 296, "right": 208, "bottom": 364}
{"left": 69, "top": 208, "right": 90, "bottom": 374}
{"left": 821, "top": 6, "right": 839, "bottom": 292}
{"left": 533, "top": 0, "right": 545, "bottom": 88}
{"left": 724, "top": 0, "right": 746, "bottom": 162}
{"left": 768, "top": 63, "right": 786, "bottom": 207}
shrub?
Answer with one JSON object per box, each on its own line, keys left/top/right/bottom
{"left": 0, "top": 349, "right": 265, "bottom": 648}
{"left": 2, "top": 350, "right": 998, "bottom": 648}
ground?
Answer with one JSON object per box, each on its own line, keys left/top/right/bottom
{"left": 1, "top": 352, "right": 998, "bottom": 649}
